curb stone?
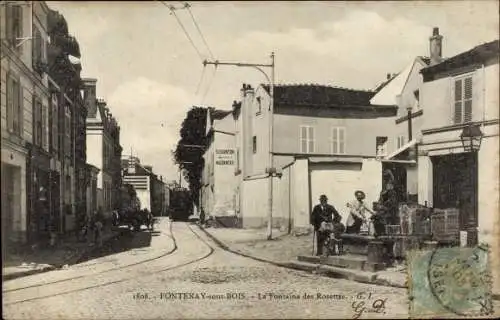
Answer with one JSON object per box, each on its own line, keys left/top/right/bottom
{"left": 198, "top": 224, "right": 408, "bottom": 289}
{"left": 2, "top": 231, "right": 120, "bottom": 282}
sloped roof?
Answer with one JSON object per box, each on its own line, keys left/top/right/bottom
{"left": 209, "top": 107, "right": 232, "bottom": 120}
{"left": 421, "top": 39, "right": 499, "bottom": 77}
{"left": 370, "top": 56, "right": 430, "bottom": 106}
{"left": 370, "top": 61, "right": 414, "bottom": 106}
{"left": 261, "top": 84, "right": 381, "bottom": 108}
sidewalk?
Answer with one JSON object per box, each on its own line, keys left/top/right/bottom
{"left": 2, "top": 226, "right": 119, "bottom": 281}
{"left": 200, "top": 225, "right": 407, "bottom": 289}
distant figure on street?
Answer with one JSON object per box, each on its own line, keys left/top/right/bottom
{"left": 310, "top": 195, "right": 342, "bottom": 256}
{"left": 93, "top": 207, "right": 104, "bottom": 247}
{"left": 346, "top": 190, "right": 370, "bottom": 234}
{"left": 200, "top": 208, "right": 206, "bottom": 225}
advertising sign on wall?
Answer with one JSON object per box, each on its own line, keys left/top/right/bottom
{"left": 215, "top": 149, "right": 234, "bottom": 165}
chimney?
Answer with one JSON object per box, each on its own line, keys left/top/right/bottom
{"left": 82, "top": 78, "right": 97, "bottom": 114}
{"left": 386, "top": 73, "right": 391, "bottom": 80}
{"left": 429, "top": 27, "right": 443, "bottom": 65}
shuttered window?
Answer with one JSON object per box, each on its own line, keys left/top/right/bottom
{"left": 6, "top": 74, "right": 23, "bottom": 136}
{"left": 454, "top": 75, "right": 473, "bottom": 124}
{"left": 33, "top": 97, "right": 42, "bottom": 146}
{"left": 65, "top": 105, "right": 71, "bottom": 154}
{"left": 50, "top": 94, "right": 59, "bottom": 152}
{"left": 396, "top": 135, "right": 405, "bottom": 149}
{"left": 331, "top": 127, "right": 346, "bottom": 154}
{"left": 300, "top": 125, "right": 315, "bottom": 153}
{"left": 6, "top": 5, "right": 23, "bottom": 50}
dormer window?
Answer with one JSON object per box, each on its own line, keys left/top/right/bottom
{"left": 256, "top": 96, "right": 262, "bottom": 115}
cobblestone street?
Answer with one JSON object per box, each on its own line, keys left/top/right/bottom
{"left": 3, "top": 218, "right": 409, "bottom": 319}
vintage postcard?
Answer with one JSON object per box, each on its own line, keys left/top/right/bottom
{"left": 2, "top": 1, "right": 499, "bottom": 319}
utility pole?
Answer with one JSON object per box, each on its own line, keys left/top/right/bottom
{"left": 203, "top": 52, "right": 275, "bottom": 240}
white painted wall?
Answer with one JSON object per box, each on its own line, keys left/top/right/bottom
{"left": 290, "top": 158, "right": 310, "bottom": 230}
{"left": 241, "top": 177, "right": 268, "bottom": 228}
{"left": 86, "top": 131, "right": 103, "bottom": 188}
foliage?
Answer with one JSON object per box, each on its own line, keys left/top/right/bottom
{"left": 173, "top": 106, "right": 208, "bottom": 205}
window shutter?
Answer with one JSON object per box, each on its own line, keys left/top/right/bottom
{"left": 16, "top": 6, "right": 23, "bottom": 40}
{"left": 18, "top": 86, "right": 24, "bottom": 136}
{"left": 339, "top": 128, "right": 345, "bottom": 154}
{"left": 332, "top": 127, "right": 338, "bottom": 154}
{"left": 6, "top": 76, "right": 13, "bottom": 131}
{"left": 308, "top": 127, "right": 314, "bottom": 153}
{"left": 6, "top": 6, "right": 14, "bottom": 45}
{"left": 463, "top": 77, "right": 473, "bottom": 122}
{"left": 454, "top": 79, "right": 463, "bottom": 124}
{"left": 13, "top": 80, "right": 20, "bottom": 134}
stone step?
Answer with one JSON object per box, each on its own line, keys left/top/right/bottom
{"left": 297, "top": 254, "right": 385, "bottom": 272}
{"left": 285, "top": 260, "right": 377, "bottom": 283}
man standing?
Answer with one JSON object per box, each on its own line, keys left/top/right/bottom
{"left": 311, "top": 195, "right": 342, "bottom": 256}
{"left": 346, "top": 190, "right": 370, "bottom": 234}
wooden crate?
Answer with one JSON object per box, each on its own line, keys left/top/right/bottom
{"left": 386, "top": 224, "right": 401, "bottom": 235}
{"left": 431, "top": 208, "right": 460, "bottom": 242}
{"left": 399, "top": 204, "right": 432, "bottom": 236}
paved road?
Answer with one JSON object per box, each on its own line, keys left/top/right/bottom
{"left": 3, "top": 218, "right": 409, "bottom": 319}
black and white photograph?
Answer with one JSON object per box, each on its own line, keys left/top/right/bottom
{"left": 1, "top": 1, "right": 499, "bottom": 319}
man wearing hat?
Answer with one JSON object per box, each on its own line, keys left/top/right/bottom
{"left": 310, "top": 195, "right": 342, "bottom": 256}
{"left": 346, "top": 190, "right": 370, "bottom": 234}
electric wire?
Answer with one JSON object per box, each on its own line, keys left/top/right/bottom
{"left": 184, "top": 2, "right": 215, "bottom": 60}
{"left": 160, "top": 1, "right": 204, "bottom": 62}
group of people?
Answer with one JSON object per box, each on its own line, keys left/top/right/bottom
{"left": 310, "top": 169, "right": 399, "bottom": 256}
{"left": 78, "top": 208, "right": 105, "bottom": 247}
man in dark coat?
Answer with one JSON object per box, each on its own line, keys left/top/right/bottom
{"left": 310, "top": 195, "right": 342, "bottom": 256}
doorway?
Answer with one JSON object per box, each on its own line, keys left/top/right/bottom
{"left": 432, "top": 152, "right": 478, "bottom": 230}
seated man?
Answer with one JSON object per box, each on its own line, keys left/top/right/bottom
{"left": 311, "top": 195, "right": 343, "bottom": 256}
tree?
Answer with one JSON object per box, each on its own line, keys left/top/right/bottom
{"left": 173, "top": 106, "right": 208, "bottom": 206}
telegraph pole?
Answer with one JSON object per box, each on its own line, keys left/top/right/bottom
{"left": 203, "top": 52, "right": 275, "bottom": 240}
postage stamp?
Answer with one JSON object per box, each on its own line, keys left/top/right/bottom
{"left": 408, "top": 244, "right": 494, "bottom": 318}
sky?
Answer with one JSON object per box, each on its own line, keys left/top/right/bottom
{"left": 48, "top": 0, "right": 499, "bottom": 183}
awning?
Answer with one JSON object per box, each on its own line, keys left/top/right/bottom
{"left": 385, "top": 139, "right": 418, "bottom": 160}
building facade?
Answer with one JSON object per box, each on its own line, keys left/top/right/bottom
{"left": 201, "top": 108, "right": 238, "bottom": 225}
{"left": 1, "top": 1, "right": 48, "bottom": 244}
{"left": 418, "top": 40, "right": 499, "bottom": 245}
{"left": 83, "top": 79, "right": 122, "bottom": 219}
{"left": 202, "top": 83, "right": 399, "bottom": 231}
{"left": 46, "top": 7, "right": 86, "bottom": 234}
{"left": 121, "top": 155, "right": 165, "bottom": 216}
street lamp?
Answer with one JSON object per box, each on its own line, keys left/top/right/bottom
{"left": 459, "top": 123, "right": 484, "bottom": 246}
{"left": 460, "top": 124, "right": 484, "bottom": 152}
{"left": 203, "top": 53, "right": 275, "bottom": 240}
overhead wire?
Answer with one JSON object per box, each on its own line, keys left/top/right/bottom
{"left": 160, "top": 1, "right": 204, "bottom": 62}
{"left": 183, "top": 2, "right": 215, "bottom": 60}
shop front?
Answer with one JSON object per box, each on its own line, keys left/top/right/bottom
{"left": 27, "top": 144, "right": 53, "bottom": 245}
{"left": 431, "top": 152, "right": 478, "bottom": 245}
{"left": 418, "top": 122, "right": 498, "bottom": 247}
